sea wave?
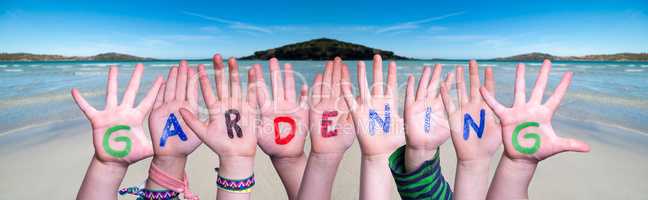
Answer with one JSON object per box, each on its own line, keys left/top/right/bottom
{"left": 624, "top": 69, "right": 644, "bottom": 72}
{"left": 74, "top": 71, "right": 107, "bottom": 76}
{"left": 4, "top": 69, "right": 23, "bottom": 72}
{"left": 568, "top": 91, "right": 648, "bottom": 109}
{"left": 150, "top": 64, "right": 173, "bottom": 67}
{"left": 81, "top": 63, "right": 117, "bottom": 67}
{"left": 0, "top": 65, "right": 7, "bottom": 68}
{"left": 641, "top": 65, "right": 648, "bottom": 68}
{"left": 0, "top": 90, "right": 104, "bottom": 110}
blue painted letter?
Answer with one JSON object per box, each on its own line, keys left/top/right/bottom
{"left": 463, "top": 109, "right": 485, "bottom": 140}
{"left": 369, "top": 104, "right": 391, "bottom": 135}
{"left": 160, "top": 113, "right": 188, "bottom": 147}
{"left": 424, "top": 107, "right": 432, "bottom": 133}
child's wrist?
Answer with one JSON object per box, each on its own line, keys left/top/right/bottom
{"left": 145, "top": 155, "right": 188, "bottom": 190}
{"left": 269, "top": 151, "right": 306, "bottom": 164}
{"left": 91, "top": 156, "right": 128, "bottom": 179}
{"left": 404, "top": 146, "right": 437, "bottom": 172}
{"left": 218, "top": 155, "right": 255, "bottom": 179}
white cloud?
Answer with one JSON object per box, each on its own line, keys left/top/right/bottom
{"left": 376, "top": 11, "right": 464, "bottom": 34}
{"left": 183, "top": 11, "right": 272, "bottom": 34}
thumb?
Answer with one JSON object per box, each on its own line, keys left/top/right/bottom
{"left": 179, "top": 108, "right": 208, "bottom": 139}
{"left": 557, "top": 137, "right": 591, "bottom": 153}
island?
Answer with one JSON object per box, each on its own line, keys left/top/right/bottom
{"left": 0, "top": 52, "right": 155, "bottom": 61}
{"left": 239, "top": 38, "right": 409, "bottom": 60}
{"left": 495, "top": 52, "right": 648, "bottom": 62}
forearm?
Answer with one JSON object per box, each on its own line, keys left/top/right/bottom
{"left": 271, "top": 153, "right": 307, "bottom": 200}
{"left": 486, "top": 156, "right": 537, "bottom": 200}
{"left": 454, "top": 159, "right": 491, "bottom": 200}
{"left": 217, "top": 156, "right": 255, "bottom": 200}
{"left": 360, "top": 154, "right": 393, "bottom": 200}
{"left": 404, "top": 147, "right": 436, "bottom": 172}
{"left": 145, "top": 155, "right": 187, "bottom": 190}
{"left": 77, "top": 156, "right": 128, "bottom": 200}
{"left": 390, "top": 145, "right": 452, "bottom": 200}
{"left": 297, "top": 152, "right": 343, "bottom": 200}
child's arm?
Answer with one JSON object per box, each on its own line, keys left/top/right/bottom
{"left": 439, "top": 61, "right": 501, "bottom": 200}
{"left": 297, "top": 58, "right": 356, "bottom": 200}
{"left": 252, "top": 58, "right": 310, "bottom": 200}
{"left": 180, "top": 55, "right": 259, "bottom": 200}
{"left": 480, "top": 60, "right": 590, "bottom": 199}
{"left": 389, "top": 64, "right": 453, "bottom": 199}
{"left": 73, "top": 64, "right": 163, "bottom": 200}
{"left": 341, "top": 55, "right": 405, "bottom": 200}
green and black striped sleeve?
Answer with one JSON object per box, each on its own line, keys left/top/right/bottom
{"left": 388, "top": 145, "right": 452, "bottom": 200}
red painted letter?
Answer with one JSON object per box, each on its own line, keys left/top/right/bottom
{"left": 274, "top": 116, "right": 296, "bottom": 145}
{"left": 321, "top": 111, "right": 338, "bottom": 137}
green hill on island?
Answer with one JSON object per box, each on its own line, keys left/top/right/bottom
{"left": 240, "top": 38, "right": 409, "bottom": 60}
{"left": 495, "top": 52, "right": 648, "bottom": 61}
{"left": 0, "top": 52, "right": 154, "bottom": 61}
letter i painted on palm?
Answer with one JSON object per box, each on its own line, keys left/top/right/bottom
{"left": 225, "top": 109, "right": 243, "bottom": 138}
{"left": 274, "top": 116, "right": 296, "bottom": 145}
{"left": 368, "top": 104, "right": 391, "bottom": 135}
{"left": 424, "top": 107, "right": 432, "bottom": 133}
{"left": 160, "top": 113, "right": 188, "bottom": 147}
{"left": 463, "top": 109, "right": 485, "bottom": 140}
{"left": 321, "top": 111, "right": 338, "bottom": 137}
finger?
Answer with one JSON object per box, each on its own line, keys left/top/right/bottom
{"left": 479, "top": 86, "right": 507, "bottom": 114}
{"left": 545, "top": 71, "right": 573, "bottom": 111}
{"left": 322, "top": 61, "right": 334, "bottom": 99}
{"left": 176, "top": 60, "right": 188, "bottom": 101}
{"left": 428, "top": 64, "right": 443, "bottom": 97}
{"left": 557, "top": 137, "right": 591, "bottom": 153}
{"left": 269, "top": 58, "right": 284, "bottom": 102}
{"left": 405, "top": 74, "right": 415, "bottom": 105}
{"left": 105, "top": 66, "right": 118, "bottom": 109}
{"left": 341, "top": 64, "right": 358, "bottom": 111}
{"left": 371, "top": 54, "right": 384, "bottom": 96}
{"left": 514, "top": 63, "right": 527, "bottom": 106}
{"left": 187, "top": 67, "right": 199, "bottom": 109}
{"left": 121, "top": 63, "right": 144, "bottom": 107}
{"left": 228, "top": 57, "right": 242, "bottom": 100}
{"left": 213, "top": 54, "right": 228, "bottom": 100}
{"left": 198, "top": 64, "right": 217, "bottom": 108}
{"left": 153, "top": 82, "right": 166, "bottom": 109}
{"left": 416, "top": 66, "right": 432, "bottom": 101}
{"left": 484, "top": 67, "right": 495, "bottom": 94}
{"left": 530, "top": 59, "right": 551, "bottom": 104}
{"left": 246, "top": 67, "right": 257, "bottom": 106}
{"left": 468, "top": 60, "right": 481, "bottom": 100}
{"left": 455, "top": 66, "right": 468, "bottom": 104}
{"left": 179, "top": 108, "right": 208, "bottom": 137}
{"left": 71, "top": 88, "right": 98, "bottom": 117}
{"left": 331, "top": 57, "right": 342, "bottom": 97}
{"left": 440, "top": 72, "right": 456, "bottom": 113}
{"left": 137, "top": 76, "right": 164, "bottom": 113}
{"left": 284, "top": 63, "right": 296, "bottom": 103}
{"left": 254, "top": 64, "right": 271, "bottom": 110}
{"left": 385, "top": 61, "right": 397, "bottom": 97}
{"left": 164, "top": 66, "right": 178, "bottom": 102}
{"left": 357, "top": 61, "right": 370, "bottom": 103}
{"left": 299, "top": 84, "right": 308, "bottom": 108}
{"left": 311, "top": 73, "right": 323, "bottom": 105}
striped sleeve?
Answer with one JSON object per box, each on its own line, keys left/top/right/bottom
{"left": 388, "top": 145, "right": 452, "bottom": 200}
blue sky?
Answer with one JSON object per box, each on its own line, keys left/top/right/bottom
{"left": 0, "top": 0, "right": 646, "bottom": 59}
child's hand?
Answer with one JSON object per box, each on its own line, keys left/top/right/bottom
{"left": 71, "top": 64, "right": 163, "bottom": 165}
{"left": 149, "top": 61, "right": 202, "bottom": 157}
{"left": 440, "top": 60, "right": 501, "bottom": 162}
{"left": 179, "top": 55, "right": 257, "bottom": 158}
{"left": 480, "top": 60, "right": 590, "bottom": 162}
{"left": 341, "top": 55, "right": 404, "bottom": 157}
{"left": 309, "top": 58, "right": 355, "bottom": 155}
{"left": 403, "top": 64, "right": 450, "bottom": 171}
{"left": 254, "top": 58, "right": 309, "bottom": 159}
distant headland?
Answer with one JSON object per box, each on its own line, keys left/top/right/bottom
{"left": 2, "top": 39, "right": 647, "bottom": 62}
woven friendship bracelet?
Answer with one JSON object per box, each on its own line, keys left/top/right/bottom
{"left": 119, "top": 186, "right": 180, "bottom": 200}
{"left": 215, "top": 169, "right": 255, "bottom": 193}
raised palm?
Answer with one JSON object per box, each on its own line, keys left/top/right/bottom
{"left": 180, "top": 55, "right": 257, "bottom": 157}
{"left": 71, "top": 64, "right": 163, "bottom": 164}
{"left": 254, "top": 58, "right": 309, "bottom": 158}
{"left": 404, "top": 64, "right": 450, "bottom": 151}
{"left": 341, "top": 55, "right": 404, "bottom": 156}
{"left": 480, "top": 60, "right": 590, "bottom": 162}
{"left": 440, "top": 60, "right": 501, "bottom": 161}
{"left": 309, "top": 58, "right": 355, "bottom": 154}
{"left": 149, "top": 61, "right": 202, "bottom": 157}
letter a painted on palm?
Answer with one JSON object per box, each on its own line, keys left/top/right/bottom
{"left": 160, "top": 113, "right": 188, "bottom": 147}
{"left": 463, "top": 109, "right": 485, "bottom": 140}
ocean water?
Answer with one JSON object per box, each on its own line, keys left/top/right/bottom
{"left": 0, "top": 60, "right": 647, "bottom": 149}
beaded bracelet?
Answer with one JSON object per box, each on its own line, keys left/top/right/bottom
{"left": 215, "top": 168, "right": 255, "bottom": 193}
{"left": 119, "top": 186, "right": 180, "bottom": 200}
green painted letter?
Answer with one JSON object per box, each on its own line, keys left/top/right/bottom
{"left": 512, "top": 122, "right": 541, "bottom": 155}
{"left": 102, "top": 125, "right": 132, "bottom": 158}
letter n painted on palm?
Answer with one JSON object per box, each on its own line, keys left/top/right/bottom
{"left": 463, "top": 109, "right": 485, "bottom": 140}
{"left": 369, "top": 104, "right": 391, "bottom": 135}
{"left": 274, "top": 116, "right": 296, "bottom": 145}
{"left": 321, "top": 111, "right": 338, "bottom": 137}
{"left": 160, "top": 113, "right": 188, "bottom": 147}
